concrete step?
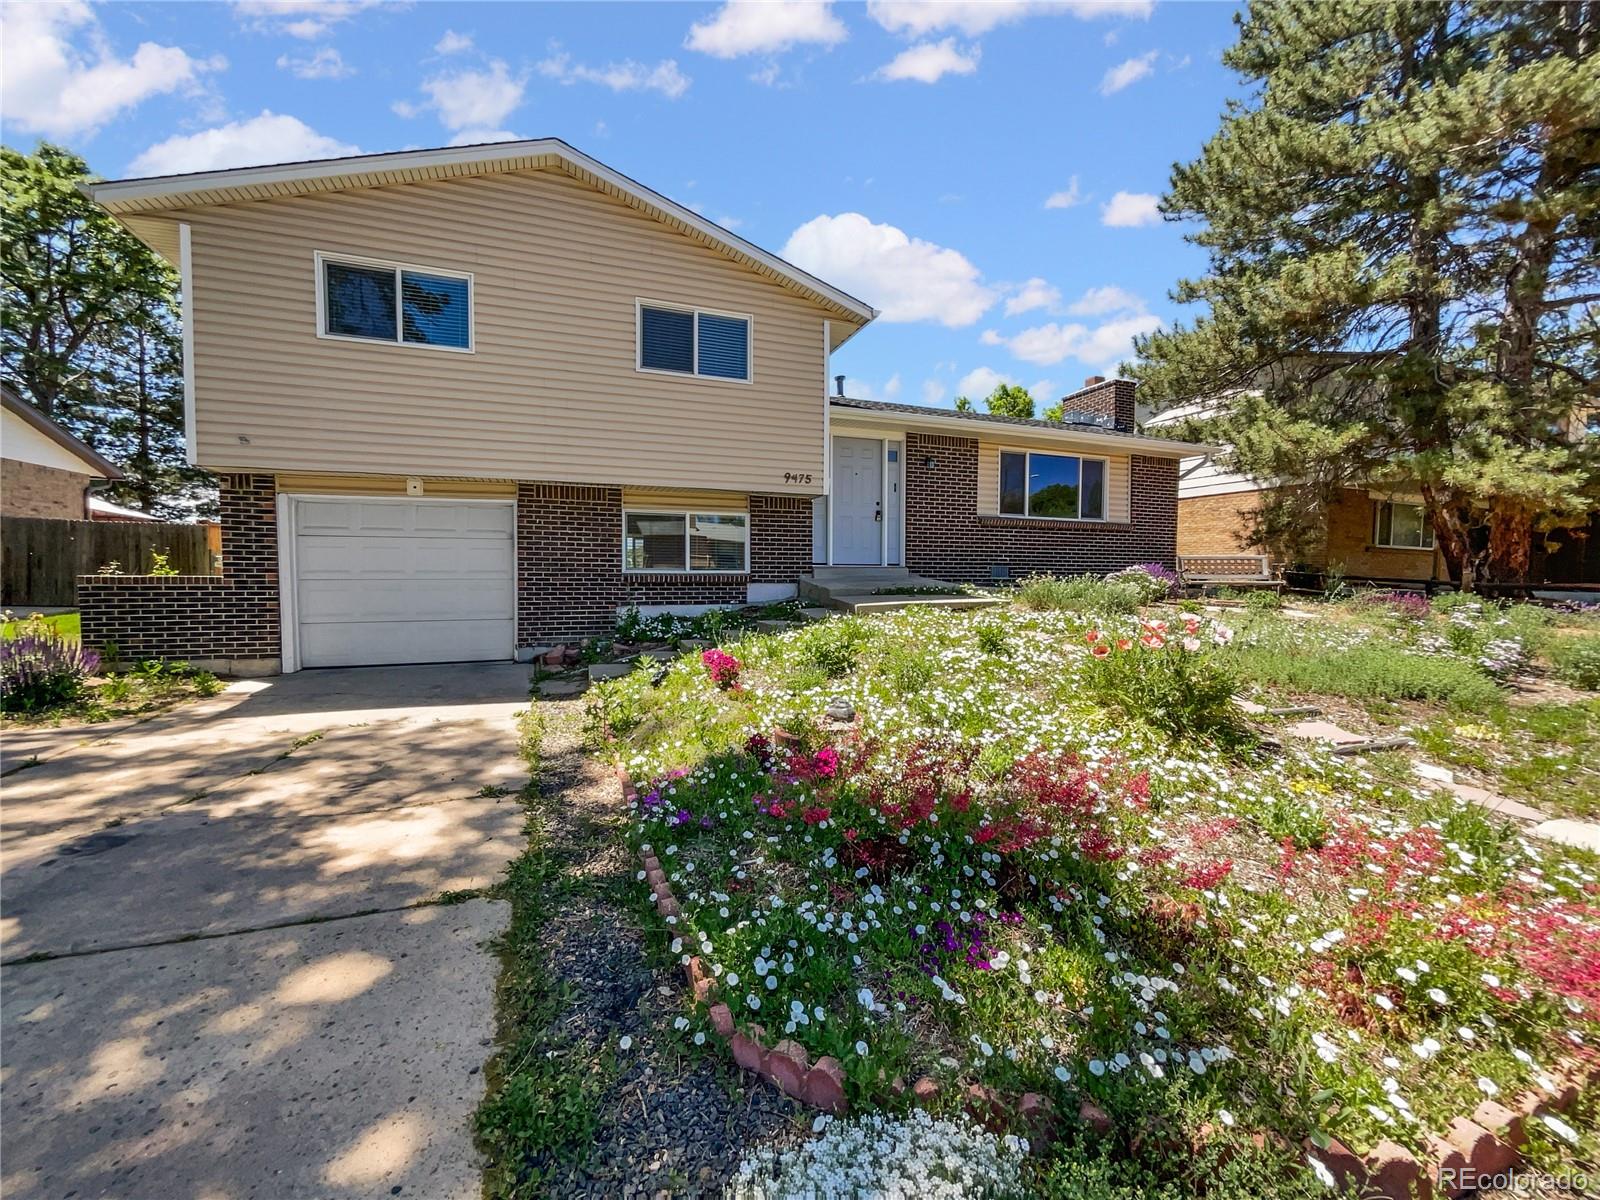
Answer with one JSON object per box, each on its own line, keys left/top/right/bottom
{"left": 830, "top": 594, "right": 1006, "bottom": 615}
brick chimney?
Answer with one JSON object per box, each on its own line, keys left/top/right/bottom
{"left": 1055, "top": 376, "right": 1136, "bottom": 433}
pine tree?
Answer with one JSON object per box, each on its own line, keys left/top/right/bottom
{"left": 2, "top": 144, "right": 214, "bottom": 518}
{"left": 1132, "top": 1, "right": 1599, "bottom": 586}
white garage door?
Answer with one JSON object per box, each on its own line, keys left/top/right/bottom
{"left": 291, "top": 497, "right": 515, "bottom": 669}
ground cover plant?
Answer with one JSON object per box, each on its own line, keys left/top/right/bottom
{"left": 0, "top": 612, "right": 220, "bottom": 723}
{"left": 591, "top": 588, "right": 1600, "bottom": 1194}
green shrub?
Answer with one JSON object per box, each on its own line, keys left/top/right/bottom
{"left": 1244, "top": 589, "right": 1283, "bottom": 612}
{"left": 975, "top": 620, "right": 1012, "bottom": 657}
{"left": 1551, "top": 634, "right": 1600, "bottom": 690}
{"left": 1079, "top": 630, "right": 1248, "bottom": 745}
{"left": 803, "top": 620, "right": 873, "bottom": 678}
{"left": 1016, "top": 573, "right": 1143, "bottom": 615}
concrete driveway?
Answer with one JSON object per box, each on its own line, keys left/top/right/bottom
{"left": 1, "top": 664, "right": 532, "bottom": 1199}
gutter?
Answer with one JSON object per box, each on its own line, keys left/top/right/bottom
{"left": 828, "top": 404, "right": 1221, "bottom": 459}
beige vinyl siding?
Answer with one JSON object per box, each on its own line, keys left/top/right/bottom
{"left": 621, "top": 487, "right": 748, "bottom": 511}
{"left": 181, "top": 168, "right": 841, "bottom": 494}
{"left": 976, "top": 440, "right": 1131, "bottom": 522}
{"left": 275, "top": 473, "right": 516, "bottom": 498}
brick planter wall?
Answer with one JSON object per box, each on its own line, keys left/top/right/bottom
{"left": 77, "top": 473, "right": 280, "bottom": 672}
{"left": 903, "top": 433, "right": 1178, "bottom": 583}
{"left": 516, "top": 484, "right": 808, "bottom": 646}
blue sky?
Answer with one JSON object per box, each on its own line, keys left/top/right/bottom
{"left": 2, "top": 1, "right": 1243, "bottom": 410}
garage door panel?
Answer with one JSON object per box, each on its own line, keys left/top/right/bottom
{"left": 291, "top": 498, "right": 515, "bottom": 668}
{"left": 298, "top": 618, "right": 513, "bottom": 670}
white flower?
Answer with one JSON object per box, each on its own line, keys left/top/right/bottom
{"left": 1218, "top": 1109, "right": 1235, "bottom": 1127}
{"left": 693, "top": 1031, "right": 706, "bottom": 1045}
{"left": 1054, "top": 1065, "right": 1070, "bottom": 1082}
{"left": 618, "top": 1036, "right": 633, "bottom": 1051}
{"left": 854, "top": 1040, "right": 868, "bottom": 1056}
{"left": 1476, "top": 1076, "right": 1499, "bottom": 1097}
{"left": 1307, "top": 1155, "right": 1336, "bottom": 1189}
{"left": 1089, "top": 1059, "right": 1106, "bottom": 1076}
{"left": 1427, "top": 987, "right": 1449, "bottom": 1005}
{"left": 1542, "top": 1114, "right": 1579, "bottom": 1144}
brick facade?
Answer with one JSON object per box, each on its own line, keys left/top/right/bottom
{"left": 1, "top": 459, "right": 91, "bottom": 520}
{"left": 516, "top": 484, "right": 809, "bottom": 646}
{"left": 902, "top": 432, "right": 1177, "bottom": 583}
{"left": 1175, "top": 491, "right": 1270, "bottom": 558}
{"left": 78, "top": 473, "right": 281, "bottom": 669}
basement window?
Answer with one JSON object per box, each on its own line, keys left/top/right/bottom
{"left": 623, "top": 511, "right": 748, "bottom": 573}
{"left": 318, "top": 253, "right": 472, "bottom": 351}
{"left": 1374, "top": 500, "right": 1435, "bottom": 550}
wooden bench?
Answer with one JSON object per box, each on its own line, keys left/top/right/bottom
{"left": 1177, "top": 554, "right": 1283, "bottom": 592}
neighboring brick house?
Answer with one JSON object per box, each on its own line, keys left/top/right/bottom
{"left": 1151, "top": 398, "right": 1598, "bottom": 587}
{"left": 78, "top": 139, "right": 1207, "bottom": 673}
{"left": 1, "top": 383, "right": 123, "bottom": 520}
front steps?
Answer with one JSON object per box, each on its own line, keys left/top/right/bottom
{"left": 797, "top": 567, "right": 1004, "bottom": 615}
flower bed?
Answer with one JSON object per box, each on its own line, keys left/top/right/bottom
{"left": 597, "top": 604, "right": 1598, "bottom": 1192}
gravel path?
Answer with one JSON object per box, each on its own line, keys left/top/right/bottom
{"left": 524, "top": 703, "right": 803, "bottom": 1198}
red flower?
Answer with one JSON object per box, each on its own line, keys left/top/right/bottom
{"left": 1181, "top": 859, "right": 1234, "bottom": 890}
{"left": 1091, "top": 643, "right": 1111, "bottom": 658}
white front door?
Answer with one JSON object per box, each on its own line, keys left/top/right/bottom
{"left": 291, "top": 497, "right": 515, "bottom": 668}
{"left": 832, "top": 436, "right": 882, "bottom": 565}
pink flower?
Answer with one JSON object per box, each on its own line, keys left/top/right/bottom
{"left": 1181, "top": 636, "right": 1202, "bottom": 652}
{"left": 701, "top": 648, "right": 742, "bottom": 689}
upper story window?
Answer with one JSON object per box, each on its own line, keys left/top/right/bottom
{"left": 999, "top": 450, "right": 1108, "bottom": 521}
{"left": 637, "top": 301, "right": 751, "bottom": 382}
{"left": 317, "top": 253, "right": 472, "bottom": 351}
{"left": 1374, "top": 500, "right": 1435, "bottom": 549}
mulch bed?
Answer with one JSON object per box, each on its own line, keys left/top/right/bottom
{"left": 525, "top": 704, "right": 804, "bottom": 1198}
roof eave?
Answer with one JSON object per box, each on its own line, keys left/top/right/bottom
{"left": 81, "top": 138, "right": 878, "bottom": 326}
{"left": 828, "top": 402, "right": 1219, "bottom": 458}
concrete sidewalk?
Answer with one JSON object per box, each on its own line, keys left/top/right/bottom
{"left": 1, "top": 663, "right": 532, "bottom": 1199}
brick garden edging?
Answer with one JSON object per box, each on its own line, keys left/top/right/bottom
{"left": 621, "top": 765, "right": 1592, "bottom": 1188}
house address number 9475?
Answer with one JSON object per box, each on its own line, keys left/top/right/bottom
{"left": 783, "top": 471, "right": 815, "bottom": 485}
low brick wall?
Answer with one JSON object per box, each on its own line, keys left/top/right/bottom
{"left": 903, "top": 433, "right": 1178, "bottom": 583}
{"left": 77, "top": 473, "right": 281, "bottom": 673}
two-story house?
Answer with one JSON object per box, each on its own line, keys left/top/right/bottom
{"left": 79, "top": 139, "right": 1207, "bottom": 673}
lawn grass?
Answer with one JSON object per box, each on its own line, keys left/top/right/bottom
{"left": 2, "top": 611, "right": 79, "bottom": 641}
{"left": 1408, "top": 699, "right": 1600, "bottom": 819}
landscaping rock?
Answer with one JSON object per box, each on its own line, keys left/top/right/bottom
{"left": 542, "top": 647, "right": 569, "bottom": 668}
{"left": 802, "top": 1057, "right": 847, "bottom": 1114}
{"left": 1424, "top": 1134, "right": 1468, "bottom": 1196}
{"left": 1306, "top": 1137, "right": 1364, "bottom": 1190}
{"left": 588, "top": 662, "right": 633, "bottom": 681}
{"left": 685, "top": 956, "right": 716, "bottom": 1002}
{"left": 1531, "top": 818, "right": 1600, "bottom": 853}
{"left": 1444, "top": 1115, "right": 1515, "bottom": 1175}
{"left": 1363, "top": 1140, "right": 1424, "bottom": 1200}
{"left": 911, "top": 1077, "right": 940, "bottom": 1106}
{"left": 677, "top": 638, "right": 709, "bottom": 651}
{"left": 1285, "top": 719, "right": 1367, "bottom": 745}
{"left": 1471, "top": 1100, "right": 1526, "bottom": 1152}
{"left": 1078, "top": 1100, "right": 1113, "bottom": 1136}
{"left": 709, "top": 1003, "right": 735, "bottom": 1038}
{"left": 637, "top": 649, "right": 677, "bottom": 664}
{"left": 763, "top": 1042, "right": 807, "bottom": 1099}
{"left": 824, "top": 698, "right": 856, "bottom": 723}
{"left": 537, "top": 677, "right": 587, "bottom": 698}
{"left": 729, "top": 1032, "right": 765, "bottom": 1073}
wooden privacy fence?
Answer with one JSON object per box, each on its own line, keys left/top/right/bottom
{"left": 1, "top": 517, "right": 220, "bottom": 609}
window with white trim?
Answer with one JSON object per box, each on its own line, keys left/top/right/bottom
{"left": 319, "top": 254, "right": 472, "bottom": 350}
{"left": 998, "top": 450, "right": 1108, "bottom": 520}
{"left": 638, "top": 302, "right": 751, "bottom": 381}
{"left": 623, "top": 510, "right": 748, "bottom": 572}
{"left": 1374, "top": 500, "right": 1435, "bottom": 549}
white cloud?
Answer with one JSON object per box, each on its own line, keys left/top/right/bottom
{"left": 981, "top": 312, "right": 1162, "bottom": 367}
{"left": 1044, "top": 177, "right": 1082, "bottom": 209}
{"left": 850, "top": 373, "right": 905, "bottom": 403}
{"left": 921, "top": 378, "right": 948, "bottom": 405}
{"left": 1, "top": 1, "right": 223, "bottom": 139}
{"left": 873, "top": 39, "right": 979, "bottom": 83}
{"left": 447, "top": 128, "right": 522, "bottom": 147}
{"left": 276, "top": 47, "right": 353, "bottom": 79}
{"left": 1067, "top": 285, "right": 1144, "bottom": 316}
{"left": 1100, "top": 49, "right": 1157, "bottom": 94}
{"left": 435, "top": 30, "right": 474, "bottom": 55}
{"left": 956, "top": 366, "right": 1017, "bottom": 400}
{"left": 1005, "top": 277, "right": 1062, "bottom": 316}
{"left": 782, "top": 213, "right": 998, "bottom": 327}
{"left": 1101, "top": 190, "right": 1162, "bottom": 227}
{"left": 127, "top": 111, "right": 358, "bottom": 176}
{"left": 538, "top": 52, "right": 690, "bottom": 99}
{"left": 235, "top": 1, "right": 384, "bottom": 39}
{"left": 686, "top": 1, "right": 847, "bottom": 58}
{"left": 867, "top": 0, "right": 1151, "bottom": 38}
{"left": 407, "top": 60, "right": 526, "bottom": 131}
